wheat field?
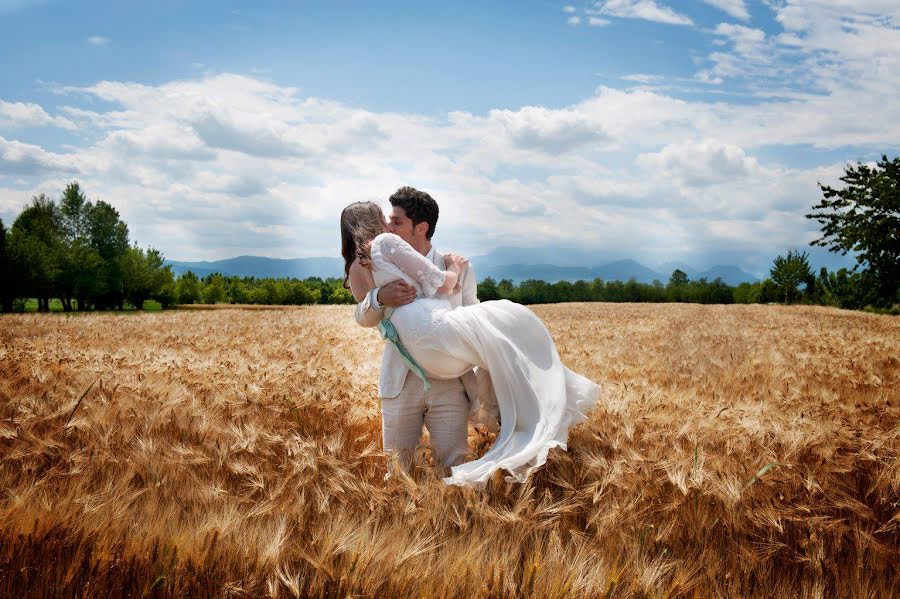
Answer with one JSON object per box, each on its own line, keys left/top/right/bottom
{"left": 0, "top": 303, "right": 898, "bottom": 598}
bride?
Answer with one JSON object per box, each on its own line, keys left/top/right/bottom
{"left": 342, "top": 201, "right": 600, "bottom": 486}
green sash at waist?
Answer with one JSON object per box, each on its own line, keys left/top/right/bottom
{"left": 379, "top": 307, "right": 431, "bottom": 393}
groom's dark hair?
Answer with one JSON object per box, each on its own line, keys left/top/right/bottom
{"left": 389, "top": 186, "right": 439, "bottom": 239}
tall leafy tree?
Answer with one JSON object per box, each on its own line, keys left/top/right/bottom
{"left": 477, "top": 277, "right": 501, "bottom": 301}
{"left": 66, "top": 239, "right": 103, "bottom": 310}
{"left": 0, "top": 218, "right": 10, "bottom": 312}
{"left": 770, "top": 250, "right": 812, "bottom": 304}
{"left": 814, "top": 267, "right": 865, "bottom": 309}
{"left": 667, "top": 270, "right": 690, "bottom": 302}
{"left": 86, "top": 200, "right": 129, "bottom": 309}
{"left": 203, "top": 273, "right": 228, "bottom": 304}
{"left": 147, "top": 248, "right": 176, "bottom": 309}
{"left": 55, "top": 238, "right": 103, "bottom": 311}
{"left": 10, "top": 195, "right": 63, "bottom": 311}
{"left": 327, "top": 283, "right": 355, "bottom": 304}
{"left": 122, "top": 245, "right": 175, "bottom": 309}
{"left": 807, "top": 155, "right": 900, "bottom": 306}
{"left": 284, "top": 279, "right": 320, "bottom": 304}
{"left": 733, "top": 281, "right": 762, "bottom": 304}
{"left": 56, "top": 181, "right": 100, "bottom": 311}
{"left": 498, "top": 278, "right": 515, "bottom": 299}
{"left": 175, "top": 271, "right": 201, "bottom": 304}
{"left": 121, "top": 245, "right": 152, "bottom": 309}
{"left": 669, "top": 269, "right": 689, "bottom": 286}
{"left": 59, "top": 181, "right": 91, "bottom": 242}
{"left": 227, "top": 279, "right": 248, "bottom": 304}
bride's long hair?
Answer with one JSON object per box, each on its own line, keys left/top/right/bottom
{"left": 340, "top": 201, "right": 388, "bottom": 287}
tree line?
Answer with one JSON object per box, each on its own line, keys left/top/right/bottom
{"left": 481, "top": 155, "right": 897, "bottom": 312}
{"left": 1, "top": 156, "right": 896, "bottom": 313}
{"left": 172, "top": 272, "right": 354, "bottom": 306}
{"left": 0, "top": 183, "right": 175, "bottom": 312}
{"left": 475, "top": 252, "right": 882, "bottom": 310}
{"left": 0, "top": 182, "right": 359, "bottom": 312}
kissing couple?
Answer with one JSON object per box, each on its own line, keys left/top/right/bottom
{"left": 341, "top": 186, "right": 600, "bottom": 486}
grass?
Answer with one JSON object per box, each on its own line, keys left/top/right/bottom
{"left": 20, "top": 298, "right": 165, "bottom": 312}
{"left": 0, "top": 303, "right": 898, "bottom": 597}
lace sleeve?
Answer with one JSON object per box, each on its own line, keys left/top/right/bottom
{"left": 372, "top": 233, "right": 446, "bottom": 297}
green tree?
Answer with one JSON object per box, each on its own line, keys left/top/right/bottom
{"left": 669, "top": 269, "right": 689, "bottom": 286}
{"left": 281, "top": 279, "right": 314, "bottom": 304}
{"left": 589, "top": 278, "right": 605, "bottom": 301}
{"left": 733, "top": 281, "right": 762, "bottom": 304}
{"left": 477, "top": 277, "right": 501, "bottom": 301}
{"left": 247, "top": 284, "right": 269, "bottom": 305}
{"left": 518, "top": 279, "right": 551, "bottom": 304}
{"left": 122, "top": 245, "right": 152, "bottom": 309}
{"left": 10, "top": 194, "right": 63, "bottom": 312}
{"left": 227, "top": 278, "right": 248, "bottom": 304}
{"left": 759, "top": 278, "right": 780, "bottom": 303}
{"left": 203, "top": 273, "right": 228, "bottom": 304}
{"left": 624, "top": 278, "right": 645, "bottom": 302}
{"left": 667, "top": 270, "right": 689, "bottom": 302}
{"left": 497, "top": 279, "right": 515, "bottom": 299}
{"left": 59, "top": 239, "right": 103, "bottom": 311}
{"left": 327, "top": 283, "right": 355, "bottom": 304}
{"left": 59, "top": 181, "right": 91, "bottom": 242}
{"left": 0, "top": 218, "right": 10, "bottom": 312}
{"left": 605, "top": 280, "right": 625, "bottom": 302}
{"left": 122, "top": 245, "right": 174, "bottom": 309}
{"left": 144, "top": 248, "right": 174, "bottom": 308}
{"left": 572, "top": 279, "right": 592, "bottom": 302}
{"left": 553, "top": 280, "right": 574, "bottom": 303}
{"left": 705, "top": 278, "right": 735, "bottom": 304}
{"left": 86, "top": 200, "right": 129, "bottom": 309}
{"left": 815, "top": 267, "right": 866, "bottom": 309}
{"left": 807, "top": 155, "right": 900, "bottom": 306}
{"left": 57, "top": 182, "right": 99, "bottom": 310}
{"left": 154, "top": 271, "right": 177, "bottom": 309}
{"left": 770, "top": 250, "right": 812, "bottom": 304}
{"left": 175, "top": 271, "right": 201, "bottom": 304}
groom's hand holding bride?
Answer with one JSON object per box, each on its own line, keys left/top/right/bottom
{"left": 377, "top": 280, "right": 417, "bottom": 308}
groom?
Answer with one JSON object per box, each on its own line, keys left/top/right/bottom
{"left": 354, "top": 186, "right": 484, "bottom": 475}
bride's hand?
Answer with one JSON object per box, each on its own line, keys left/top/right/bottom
{"left": 444, "top": 252, "right": 469, "bottom": 273}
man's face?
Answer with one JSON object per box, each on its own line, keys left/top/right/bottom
{"left": 389, "top": 206, "right": 417, "bottom": 245}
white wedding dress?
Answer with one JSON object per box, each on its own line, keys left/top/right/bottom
{"left": 370, "top": 233, "right": 600, "bottom": 486}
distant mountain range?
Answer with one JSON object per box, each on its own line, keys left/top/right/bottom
{"left": 165, "top": 256, "right": 344, "bottom": 280}
{"left": 165, "top": 247, "right": 759, "bottom": 286}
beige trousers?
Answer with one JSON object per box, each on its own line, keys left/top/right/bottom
{"left": 381, "top": 371, "right": 470, "bottom": 475}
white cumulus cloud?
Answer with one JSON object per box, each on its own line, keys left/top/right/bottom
{"left": 702, "top": 0, "right": 749, "bottom": 21}
{"left": 637, "top": 140, "right": 763, "bottom": 186}
{"left": 1, "top": 0, "right": 898, "bottom": 272}
{"left": 591, "top": 0, "right": 693, "bottom": 26}
{"left": 0, "top": 100, "right": 76, "bottom": 130}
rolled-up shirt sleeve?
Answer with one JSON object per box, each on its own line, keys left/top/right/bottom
{"left": 353, "top": 285, "right": 384, "bottom": 328}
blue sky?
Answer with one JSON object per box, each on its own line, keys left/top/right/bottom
{"left": 1, "top": 0, "right": 898, "bottom": 275}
